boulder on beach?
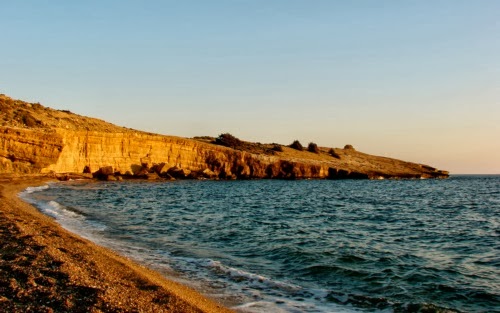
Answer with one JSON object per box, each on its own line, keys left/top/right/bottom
{"left": 152, "top": 162, "right": 170, "bottom": 175}
{"left": 93, "top": 166, "right": 114, "bottom": 180}
{"left": 133, "top": 167, "right": 150, "bottom": 178}
{"left": 167, "top": 166, "right": 191, "bottom": 179}
{"left": 145, "top": 172, "right": 160, "bottom": 180}
{"left": 202, "top": 168, "right": 217, "bottom": 179}
{"left": 97, "top": 166, "right": 114, "bottom": 176}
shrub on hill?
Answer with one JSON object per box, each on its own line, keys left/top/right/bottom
{"left": 289, "top": 140, "right": 303, "bottom": 151}
{"left": 22, "top": 113, "right": 39, "bottom": 127}
{"left": 271, "top": 144, "right": 283, "bottom": 152}
{"left": 32, "top": 102, "right": 43, "bottom": 110}
{"left": 215, "top": 133, "right": 244, "bottom": 149}
{"left": 329, "top": 148, "right": 341, "bottom": 159}
{"left": 344, "top": 144, "right": 355, "bottom": 150}
{"left": 307, "top": 142, "right": 320, "bottom": 153}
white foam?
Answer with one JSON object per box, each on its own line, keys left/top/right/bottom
{"left": 232, "top": 295, "right": 361, "bottom": 313}
{"left": 19, "top": 185, "right": 107, "bottom": 238}
{"left": 24, "top": 185, "right": 49, "bottom": 194}
{"left": 203, "top": 259, "right": 301, "bottom": 292}
{"left": 169, "top": 257, "right": 362, "bottom": 313}
{"left": 38, "top": 200, "right": 81, "bottom": 219}
{"left": 234, "top": 301, "right": 294, "bottom": 313}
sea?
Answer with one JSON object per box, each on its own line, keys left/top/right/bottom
{"left": 20, "top": 175, "right": 499, "bottom": 313}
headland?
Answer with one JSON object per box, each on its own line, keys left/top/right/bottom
{"left": 0, "top": 94, "right": 448, "bottom": 180}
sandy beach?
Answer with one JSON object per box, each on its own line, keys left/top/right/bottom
{"left": 0, "top": 175, "right": 233, "bottom": 313}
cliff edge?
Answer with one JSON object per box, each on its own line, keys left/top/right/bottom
{"left": 0, "top": 94, "right": 449, "bottom": 179}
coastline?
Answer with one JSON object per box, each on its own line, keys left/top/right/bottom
{"left": 0, "top": 175, "right": 233, "bottom": 313}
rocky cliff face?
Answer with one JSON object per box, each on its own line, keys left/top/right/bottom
{"left": 0, "top": 94, "right": 449, "bottom": 179}
{"left": 0, "top": 127, "right": 63, "bottom": 174}
{"left": 44, "top": 129, "right": 275, "bottom": 177}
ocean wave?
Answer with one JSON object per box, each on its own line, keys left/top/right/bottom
{"left": 156, "top": 255, "right": 366, "bottom": 313}
{"left": 202, "top": 259, "right": 301, "bottom": 292}
{"left": 24, "top": 185, "right": 50, "bottom": 193}
{"left": 20, "top": 188, "right": 108, "bottom": 235}
{"left": 37, "top": 200, "right": 84, "bottom": 220}
{"left": 233, "top": 298, "right": 353, "bottom": 313}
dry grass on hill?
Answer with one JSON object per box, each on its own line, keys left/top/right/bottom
{"left": 0, "top": 94, "right": 130, "bottom": 133}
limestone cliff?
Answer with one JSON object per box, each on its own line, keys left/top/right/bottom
{"left": 0, "top": 94, "right": 449, "bottom": 179}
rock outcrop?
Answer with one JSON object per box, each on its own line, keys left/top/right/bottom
{"left": 0, "top": 94, "right": 449, "bottom": 179}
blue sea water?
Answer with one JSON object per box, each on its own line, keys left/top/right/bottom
{"left": 21, "top": 176, "right": 499, "bottom": 312}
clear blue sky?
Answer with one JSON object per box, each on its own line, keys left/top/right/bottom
{"left": 1, "top": 1, "right": 499, "bottom": 174}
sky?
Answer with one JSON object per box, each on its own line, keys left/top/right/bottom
{"left": 1, "top": 1, "right": 499, "bottom": 174}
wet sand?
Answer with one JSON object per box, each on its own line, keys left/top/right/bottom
{"left": 0, "top": 175, "right": 233, "bottom": 313}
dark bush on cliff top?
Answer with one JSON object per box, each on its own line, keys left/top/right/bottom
{"left": 215, "top": 133, "right": 244, "bottom": 149}
{"left": 329, "top": 148, "right": 341, "bottom": 159}
{"left": 289, "top": 140, "right": 304, "bottom": 151}
{"left": 14, "top": 110, "right": 40, "bottom": 128}
{"left": 307, "top": 142, "right": 320, "bottom": 153}
{"left": 22, "top": 113, "right": 39, "bottom": 128}
{"left": 344, "top": 144, "right": 355, "bottom": 150}
{"left": 271, "top": 144, "right": 283, "bottom": 152}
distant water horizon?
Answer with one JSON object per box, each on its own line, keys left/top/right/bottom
{"left": 22, "top": 176, "right": 499, "bottom": 312}
{"left": 452, "top": 174, "right": 500, "bottom": 176}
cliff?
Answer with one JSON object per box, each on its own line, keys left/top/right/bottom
{"left": 0, "top": 94, "right": 449, "bottom": 179}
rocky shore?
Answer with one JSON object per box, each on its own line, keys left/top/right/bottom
{"left": 0, "top": 174, "right": 233, "bottom": 313}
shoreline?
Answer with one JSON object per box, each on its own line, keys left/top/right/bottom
{"left": 0, "top": 175, "right": 233, "bottom": 312}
